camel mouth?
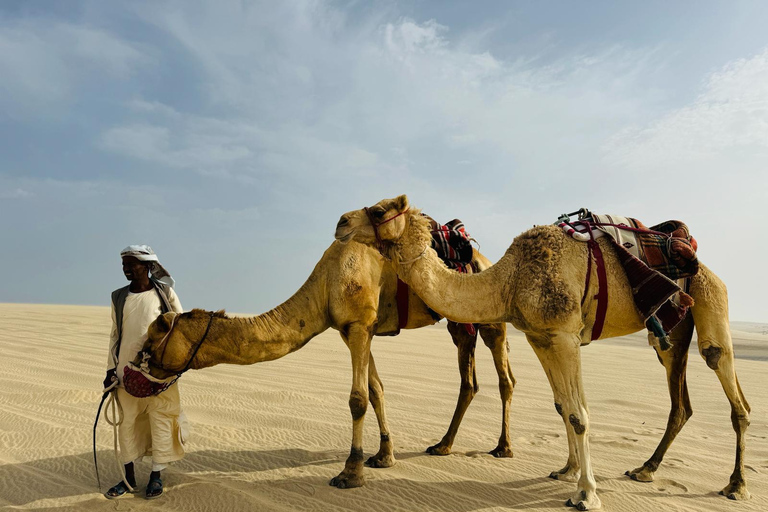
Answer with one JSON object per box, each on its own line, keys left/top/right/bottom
{"left": 335, "top": 229, "right": 354, "bottom": 243}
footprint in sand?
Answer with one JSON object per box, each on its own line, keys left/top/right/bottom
{"left": 594, "top": 436, "right": 639, "bottom": 448}
{"left": 654, "top": 479, "right": 688, "bottom": 494}
{"left": 632, "top": 426, "right": 665, "bottom": 436}
{"left": 529, "top": 433, "right": 561, "bottom": 446}
{"left": 664, "top": 458, "right": 689, "bottom": 469}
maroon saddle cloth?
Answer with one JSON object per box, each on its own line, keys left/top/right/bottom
{"left": 575, "top": 213, "right": 699, "bottom": 343}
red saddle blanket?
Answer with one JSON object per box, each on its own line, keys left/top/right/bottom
{"left": 424, "top": 214, "right": 479, "bottom": 273}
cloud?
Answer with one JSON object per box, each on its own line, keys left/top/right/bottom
{"left": 596, "top": 49, "right": 768, "bottom": 322}
{"left": 603, "top": 49, "right": 768, "bottom": 172}
{"left": 0, "top": 19, "right": 148, "bottom": 116}
{"left": 0, "top": 187, "right": 33, "bottom": 199}
{"left": 96, "top": 4, "right": 670, "bottom": 199}
{"left": 99, "top": 122, "right": 252, "bottom": 171}
{"left": 6, "top": 1, "right": 767, "bottom": 319}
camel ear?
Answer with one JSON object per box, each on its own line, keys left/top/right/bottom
{"left": 394, "top": 194, "right": 409, "bottom": 212}
{"left": 155, "top": 311, "right": 178, "bottom": 333}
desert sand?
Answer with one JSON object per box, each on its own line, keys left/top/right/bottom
{"left": 0, "top": 302, "right": 766, "bottom": 511}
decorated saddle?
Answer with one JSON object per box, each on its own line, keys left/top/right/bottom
{"left": 394, "top": 214, "right": 479, "bottom": 335}
{"left": 557, "top": 210, "right": 699, "bottom": 349}
{"left": 425, "top": 215, "right": 479, "bottom": 273}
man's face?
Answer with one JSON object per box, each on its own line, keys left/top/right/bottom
{"left": 122, "top": 256, "right": 148, "bottom": 281}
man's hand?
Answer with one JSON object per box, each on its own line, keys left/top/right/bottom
{"left": 103, "top": 369, "right": 117, "bottom": 389}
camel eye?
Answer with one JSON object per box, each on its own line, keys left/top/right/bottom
{"left": 371, "top": 208, "right": 385, "bottom": 218}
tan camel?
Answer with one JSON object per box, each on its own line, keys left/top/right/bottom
{"left": 334, "top": 195, "right": 750, "bottom": 510}
{"left": 133, "top": 239, "right": 513, "bottom": 489}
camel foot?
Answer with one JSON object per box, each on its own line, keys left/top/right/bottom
{"left": 719, "top": 480, "right": 750, "bottom": 501}
{"left": 426, "top": 443, "right": 452, "bottom": 456}
{"left": 365, "top": 452, "right": 396, "bottom": 468}
{"left": 489, "top": 445, "right": 513, "bottom": 458}
{"left": 566, "top": 490, "right": 601, "bottom": 510}
{"left": 549, "top": 464, "right": 580, "bottom": 483}
{"left": 329, "top": 471, "right": 365, "bottom": 489}
{"left": 624, "top": 465, "right": 654, "bottom": 483}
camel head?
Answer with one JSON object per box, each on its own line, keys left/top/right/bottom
{"left": 335, "top": 195, "right": 412, "bottom": 253}
{"left": 132, "top": 309, "right": 227, "bottom": 380}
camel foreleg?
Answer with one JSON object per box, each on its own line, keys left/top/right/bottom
{"left": 365, "top": 353, "right": 396, "bottom": 468}
{"left": 526, "top": 334, "right": 580, "bottom": 483}
{"left": 427, "top": 321, "right": 478, "bottom": 456}
{"left": 529, "top": 333, "right": 601, "bottom": 510}
{"left": 330, "top": 322, "right": 373, "bottom": 489}
{"left": 626, "top": 313, "right": 694, "bottom": 483}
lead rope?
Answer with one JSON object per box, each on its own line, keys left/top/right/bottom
{"left": 93, "top": 378, "right": 135, "bottom": 493}
{"left": 397, "top": 245, "right": 428, "bottom": 265}
{"left": 104, "top": 385, "right": 135, "bottom": 492}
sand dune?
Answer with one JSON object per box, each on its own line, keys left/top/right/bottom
{"left": 0, "top": 302, "right": 766, "bottom": 511}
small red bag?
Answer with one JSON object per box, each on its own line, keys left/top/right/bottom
{"left": 123, "top": 364, "right": 177, "bottom": 398}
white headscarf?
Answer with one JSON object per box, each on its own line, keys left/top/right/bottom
{"left": 120, "top": 245, "right": 175, "bottom": 288}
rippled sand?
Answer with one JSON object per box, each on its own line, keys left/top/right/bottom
{"left": 1, "top": 303, "right": 766, "bottom": 511}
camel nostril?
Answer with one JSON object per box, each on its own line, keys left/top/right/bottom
{"left": 337, "top": 217, "right": 349, "bottom": 228}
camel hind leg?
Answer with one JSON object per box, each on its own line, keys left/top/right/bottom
{"left": 479, "top": 322, "right": 515, "bottom": 458}
{"left": 427, "top": 321, "right": 479, "bottom": 456}
{"left": 626, "top": 311, "right": 694, "bottom": 482}
{"left": 689, "top": 266, "right": 751, "bottom": 500}
{"left": 365, "top": 353, "right": 396, "bottom": 468}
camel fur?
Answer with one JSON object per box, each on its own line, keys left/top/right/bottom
{"left": 134, "top": 239, "right": 513, "bottom": 489}
{"left": 334, "top": 194, "right": 750, "bottom": 510}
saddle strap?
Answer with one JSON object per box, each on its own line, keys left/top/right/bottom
{"left": 590, "top": 240, "right": 609, "bottom": 340}
{"left": 580, "top": 226, "right": 608, "bottom": 341}
{"left": 397, "top": 279, "right": 409, "bottom": 329}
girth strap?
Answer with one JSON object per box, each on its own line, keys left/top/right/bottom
{"left": 397, "top": 279, "right": 409, "bottom": 329}
{"left": 583, "top": 236, "right": 608, "bottom": 341}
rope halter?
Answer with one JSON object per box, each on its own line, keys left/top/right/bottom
{"left": 363, "top": 206, "right": 409, "bottom": 255}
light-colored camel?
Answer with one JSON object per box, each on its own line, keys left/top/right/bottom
{"left": 134, "top": 239, "right": 513, "bottom": 489}
{"left": 334, "top": 195, "right": 750, "bottom": 510}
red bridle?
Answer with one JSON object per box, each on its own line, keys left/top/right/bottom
{"left": 363, "top": 207, "right": 409, "bottom": 254}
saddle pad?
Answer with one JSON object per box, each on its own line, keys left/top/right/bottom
{"left": 588, "top": 214, "right": 698, "bottom": 280}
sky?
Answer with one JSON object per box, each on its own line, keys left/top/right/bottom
{"left": 1, "top": 0, "right": 767, "bottom": 322}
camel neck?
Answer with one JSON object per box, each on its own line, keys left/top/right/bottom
{"left": 196, "top": 271, "right": 330, "bottom": 367}
{"left": 392, "top": 214, "right": 513, "bottom": 324}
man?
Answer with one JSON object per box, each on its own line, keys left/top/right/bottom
{"left": 104, "top": 245, "right": 185, "bottom": 499}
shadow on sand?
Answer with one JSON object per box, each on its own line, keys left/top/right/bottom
{"left": 0, "top": 447, "right": 724, "bottom": 511}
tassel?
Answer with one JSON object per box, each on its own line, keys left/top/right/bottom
{"left": 646, "top": 316, "right": 673, "bottom": 351}
{"left": 679, "top": 291, "right": 694, "bottom": 308}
